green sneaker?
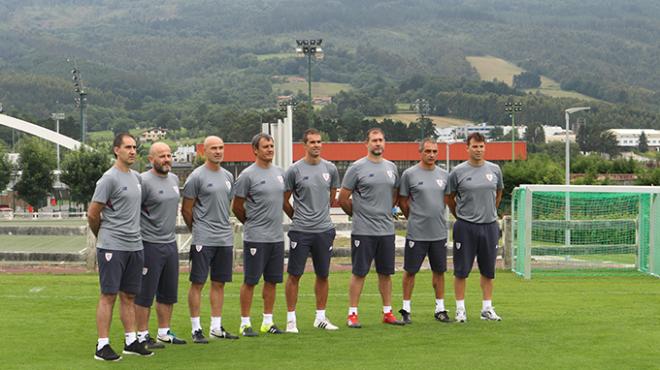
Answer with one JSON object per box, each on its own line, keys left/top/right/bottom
{"left": 240, "top": 325, "right": 258, "bottom": 337}
{"left": 260, "top": 323, "right": 284, "bottom": 334}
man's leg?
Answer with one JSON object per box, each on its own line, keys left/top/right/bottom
{"left": 156, "top": 303, "right": 173, "bottom": 329}
{"left": 433, "top": 272, "right": 445, "bottom": 300}
{"left": 119, "top": 291, "right": 138, "bottom": 349}
{"left": 97, "top": 293, "right": 117, "bottom": 339}
{"left": 188, "top": 283, "right": 204, "bottom": 318}
{"left": 402, "top": 272, "right": 415, "bottom": 301}
{"left": 210, "top": 281, "right": 225, "bottom": 317}
{"left": 480, "top": 275, "right": 493, "bottom": 301}
{"left": 285, "top": 274, "right": 301, "bottom": 312}
{"left": 378, "top": 273, "right": 392, "bottom": 307}
{"left": 315, "top": 276, "right": 329, "bottom": 310}
{"left": 348, "top": 274, "right": 365, "bottom": 308}
{"left": 263, "top": 281, "right": 277, "bottom": 314}
{"left": 240, "top": 283, "right": 255, "bottom": 317}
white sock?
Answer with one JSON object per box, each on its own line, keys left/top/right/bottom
{"left": 383, "top": 305, "right": 392, "bottom": 314}
{"left": 158, "top": 327, "right": 169, "bottom": 337}
{"left": 97, "top": 338, "right": 109, "bottom": 351}
{"left": 436, "top": 299, "right": 445, "bottom": 312}
{"left": 241, "top": 316, "right": 251, "bottom": 326}
{"left": 262, "top": 313, "right": 273, "bottom": 326}
{"left": 348, "top": 307, "right": 358, "bottom": 316}
{"left": 211, "top": 316, "right": 221, "bottom": 331}
{"left": 482, "top": 300, "right": 492, "bottom": 311}
{"left": 402, "top": 300, "right": 411, "bottom": 312}
{"left": 125, "top": 332, "right": 137, "bottom": 346}
{"left": 137, "top": 330, "right": 149, "bottom": 343}
{"left": 191, "top": 317, "right": 202, "bottom": 333}
{"left": 287, "top": 311, "right": 296, "bottom": 322}
{"left": 456, "top": 300, "right": 465, "bottom": 311}
{"left": 315, "top": 309, "right": 326, "bottom": 321}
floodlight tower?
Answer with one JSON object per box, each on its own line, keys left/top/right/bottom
{"left": 68, "top": 59, "right": 87, "bottom": 144}
{"left": 415, "top": 98, "right": 431, "bottom": 140}
{"left": 295, "top": 39, "right": 324, "bottom": 123}
{"left": 505, "top": 101, "right": 523, "bottom": 162}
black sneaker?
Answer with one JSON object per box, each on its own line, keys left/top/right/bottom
{"left": 240, "top": 325, "right": 258, "bottom": 337}
{"left": 123, "top": 340, "right": 154, "bottom": 357}
{"left": 94, "top": 344, "right": 122, "bottom": 361}
{"left": 211, "top": 326, "right": 239, "bottom": 339}
{"left": 192, "top": 329, "right": 209, "bottom": 344}
{"left": 157, "top": 330, "right": 187, "bottom": 345}
{"left": 434, "top": 310, "right": 452, "bottom": 323}
{"left": 144, "top": 334, "right": 165, "bottom": 349}
{"left": 398, "top": 309, "right": 412, "bottom": 324}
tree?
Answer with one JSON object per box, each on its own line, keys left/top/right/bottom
{"left": 502, "top": 154, "right": 563, "bottom": 195}
{"left": 61, "top": 146, "right": 112, "bottom": 208}
{"left": 13, "top": 137, "right": 56, "bottom": 210}
{"left": 513, "top": 72, "right": 541, "bottom": 89}
{"left": 639, "top": 131, "right": 648, "bottom": 152}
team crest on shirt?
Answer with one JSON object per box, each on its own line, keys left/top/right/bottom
{"left": 142, "top": 267, "right": 148, "bottom": 275}
{"left": 408, "top": 241, "right": 415, "bottom": 248}
{"left": 225, "top": 180, "right": 231, "bottom": 190}
{"left": 486, "top": 173, "right": 494, "bottom": 182}
{"left": 195, "top": 245, "right": 203, "bottom": 252}
{"left": 354, "top": 240, "right": 360, "bottom": 247}
{"left": 322, "top": 173, "right": 330, "bottom": 182}
{"left": 105, "top": 253, "right": 112, "bottom": 262}
{"left": 386, "top": 170, "right": 394, "bottom": 179}
{"left": 277, "top": 175, "right": 284, "bottom": 184}
{"left": 290, "top": 241, "right": 297, "bottom": 249}
{"left": 250, "top": 248, "right": 257, "bottom": 256}
{"left": 436, "top": 179, "right": 445, "bottom": 187}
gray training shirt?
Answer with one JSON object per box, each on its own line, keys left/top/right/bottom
{"left": 182, "top": 165, "right": 234, "bottom": 247}
{"left": 140, "top": 171, "right": 180, "bottom": 244}
{"left": 399, "top": 164, "right": 449, "bottom": 241}
{"left": 234, "top": 163, "right": 285, "bottom": 242}
{"left": 447, "top": 160, "right": 503, "bottom": 224}
{"left": 91, "top": 167, "right": 143, "bottom": 251}
{"left": 285, "top": 158, "right": 340, "bottom": 233}
{"left": 341, "top": 157, "right": 399, "bottom": 236}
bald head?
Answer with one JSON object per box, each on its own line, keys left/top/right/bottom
{"left": 148, "top": 141, "right": 172, "bottom": 176}
{"left": 204, "top": 135, "right": 225, "bottom": 166}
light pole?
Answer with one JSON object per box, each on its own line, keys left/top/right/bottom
{"left": 564, "top": 106, "right": 590, "bottom": 248}
{"left": 51, "top": 113, "right": 65, "bottom": 172}
{"left": 415, "top": 98, "right": 431, "bottom": 140}
{"left": 505, "top": 101, "right": 523, "bottom": 162}
{"left": 296, "top": 39, "right": 324, "bottom": 124}
{"left": 68, "top": 59, "right": 87, "bottom": 144}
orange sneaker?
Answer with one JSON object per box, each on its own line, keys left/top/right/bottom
{"left": 383, "top": 311, "right": 405, "bottom": 325}
{"left": 347, "top": 313, "right": 361, "bottom": 328}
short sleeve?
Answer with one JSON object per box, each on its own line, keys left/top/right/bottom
{"left": 447, "top": 170, "right": 458, "bottom": 193}
{"left": 284, "top": 166, "right": 296, "bottom": 192}
{"left": 399, "top": 170, "right": 410, "bottom": 197}
{"left": 234, "top": 171, "right": 251, "bottom": 198}
{"left": 330, "top": 163, "right": 340, "bottom": 188}
{"left": 496, "top": 166, "right": 504, "bottom": 190}
{"left": 341, "top": 163, "right": 359, "bottom": 190}
{"left": 182, "top": 171, "right": 199, "bottom": 200}
{"left": 91, "top": 173, "right": 113, "bottom": 204}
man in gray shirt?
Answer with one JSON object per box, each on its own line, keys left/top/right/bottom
{"left": 233, "top": 133, "right": 286, "bottom": 337}
{"left": 89, "top": 133, "right": 153, "bottom": 361}
{"left": 134, "top": 142, "right": 187, "bottom": 349}
{"left": 181, "top": 136, "right": 238, "bottom": 343}
{"left": 447, "top": 132, "right": 504, "bottom": 323}
{"left": 398, "top": 138, "right": 451, "bottom": 324}
{"left": 283, "top": 128, "right": 340, "bottom": 333}
{"left": 339, "top": 128, "right": 405, "bottom": 328}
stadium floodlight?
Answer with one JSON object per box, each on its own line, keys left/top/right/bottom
{"left": 294, "top": 38, "right": 325, "bottom": 124}
{"left": 68, "top": 58, "right": 88, "bottom": 144}
{"left": 505, "top": 101, "right": 523, "bottom": 162}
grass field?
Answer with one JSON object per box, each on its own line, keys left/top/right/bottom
{"left": 369, "top": 113, "right": 472, "bottom": 127}
{"left": 1, "top": 271, "right": 658, "bottom": 369}
{"left": 273, "top": 80, "right": 352, "bottom": 97}
{"left": 0, "top": 235, "right": 86, "bottom": 252}
{"left": 466, "top": 56, "right": 597, "bottom": 101}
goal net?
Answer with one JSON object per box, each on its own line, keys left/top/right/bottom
{"left": 511, "top": 185, "right": 660, "bottom": 279}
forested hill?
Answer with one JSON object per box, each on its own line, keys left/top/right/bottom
{"left": 1, "top": 0, "right": 659, "bottom": 138}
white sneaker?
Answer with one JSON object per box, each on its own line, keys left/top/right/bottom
{"left": 286, "top": 320, "right": 299, "bottom": 334}
{"left": 480, "top": 307, "right": 502, "bottom": 321}
{"left": 314, "top": 318, "right": 339, "bottom": 330}
{"left": 455, "top": 309, "right": 467, "bottom": 323}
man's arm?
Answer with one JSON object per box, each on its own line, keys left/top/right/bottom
{"left": 392, "top": 188, "right": 399, "bottom": 208}
{"left": 181, "top": 197, "right": 195, "bottom": 231}
{"left": 445, "top": 193, "right": 457, "bottom": 219}
{"left": 87, "top": 201, "right": 105, "bottom": 237}
{"left": 495, "top": 189, "right": 503, "bottom": 210}
{"left": 398, "top": 195, "right": 410, "bottom": 219}
{"left": 283, "top": 191, "right": 294, "bottom": 219}
{"left": 338, "top": 187, "right": 352, "bottom": 216}
{"left": 232, "top": 196, "right": 247, "bottom": 224}
{"left": 329, "top": 187, "right": 338, "bottom": 208}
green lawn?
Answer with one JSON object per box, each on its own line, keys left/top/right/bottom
{"left": 1, "top": 271, "right": 658, "bottom": 369}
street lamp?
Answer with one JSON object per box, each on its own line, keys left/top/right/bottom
{"left": 295, "top": 39, "right": 324, "bottom": 122}
{"left": 564, "top": 106, "right": 590, "bottom": 248}
{"left": 67, "top": 59, "right": 87, "bottom": 144}
{"left": 51, "top": 113, "right": 65, "bottom": 172}
{"left": 415, "top": 98, "right": 431, "bottom": 140}
{"left": 505, "top": 101, "right": 523, "bottom": 162}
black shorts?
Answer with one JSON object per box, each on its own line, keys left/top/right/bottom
{"left": 135, "top": 241, "right": 179, "bottom": 307}
{"left": 287, "top": 229, "right": 336, "bottom": 278}
{"left": 452, "top": 219, "right": 499, "bottom": 279}
{"left": 351, "top": 234, "right": 396, "bottom": 277}
{"left": 403, "top": 239, "right": 447, "bottom": 274}
{"left": 97, "top": 248, "right": 144, "bottom": 295}
{"left": 243, "top": 241, "right": 284, "bottom": 285}
{"left": 189, "top": 245, "right": 233, "bottom": 284}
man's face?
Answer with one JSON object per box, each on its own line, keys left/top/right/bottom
{"left": 255, "top": 138, "right": 275, "bottom": 162}
{"left": 467, "top": 138, "right": 486, "bottom": 162}
{"left": 114, "top": 136, "right": 137, "bottom": 166}
{"left": 304, "top": 134, "right": 322, "bottom": 158}
{"left": 366, "top": 131, "right": 385, "bottom": 157}
{"left": 421, "top": 142, "right": 438, "bottom": 166}
{"left": 149, "top": 145, "right": 172, "bottom": 175}
{"left": 205, "top": 138, "right": 224, "bottom": 164}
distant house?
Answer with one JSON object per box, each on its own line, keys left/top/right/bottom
{"left": 312, "top": 96, "right": 332, "bottom": 105}
{"left": 172, "top": 145, "right": 196, "bottom": 163}
{"left": 139, "top": 127, "right": 168, "bottom": 143}
{"left": 287, "top": 76, "right": 306, "bottom": 83}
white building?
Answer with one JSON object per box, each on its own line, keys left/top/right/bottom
{"left": 543, "top": 125, "right": 575, "bottom": 143}
{"left": 608, "top": 129, "right": 660, "bottom": 150}
{"left": 434, "top": 127, "right": 456, "bottom": 142}
{"left": 173, "top": 145, "right": 196, "bottom": 163}
{"left": 139, "top": 127, "right": 168, "bottom": 143}
{"left": 500, "top": 125, "right": 526, "bottom": 139}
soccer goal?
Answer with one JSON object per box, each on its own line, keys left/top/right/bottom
{"left": 511, "top": 185, "right": 660, "bottom": 279}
